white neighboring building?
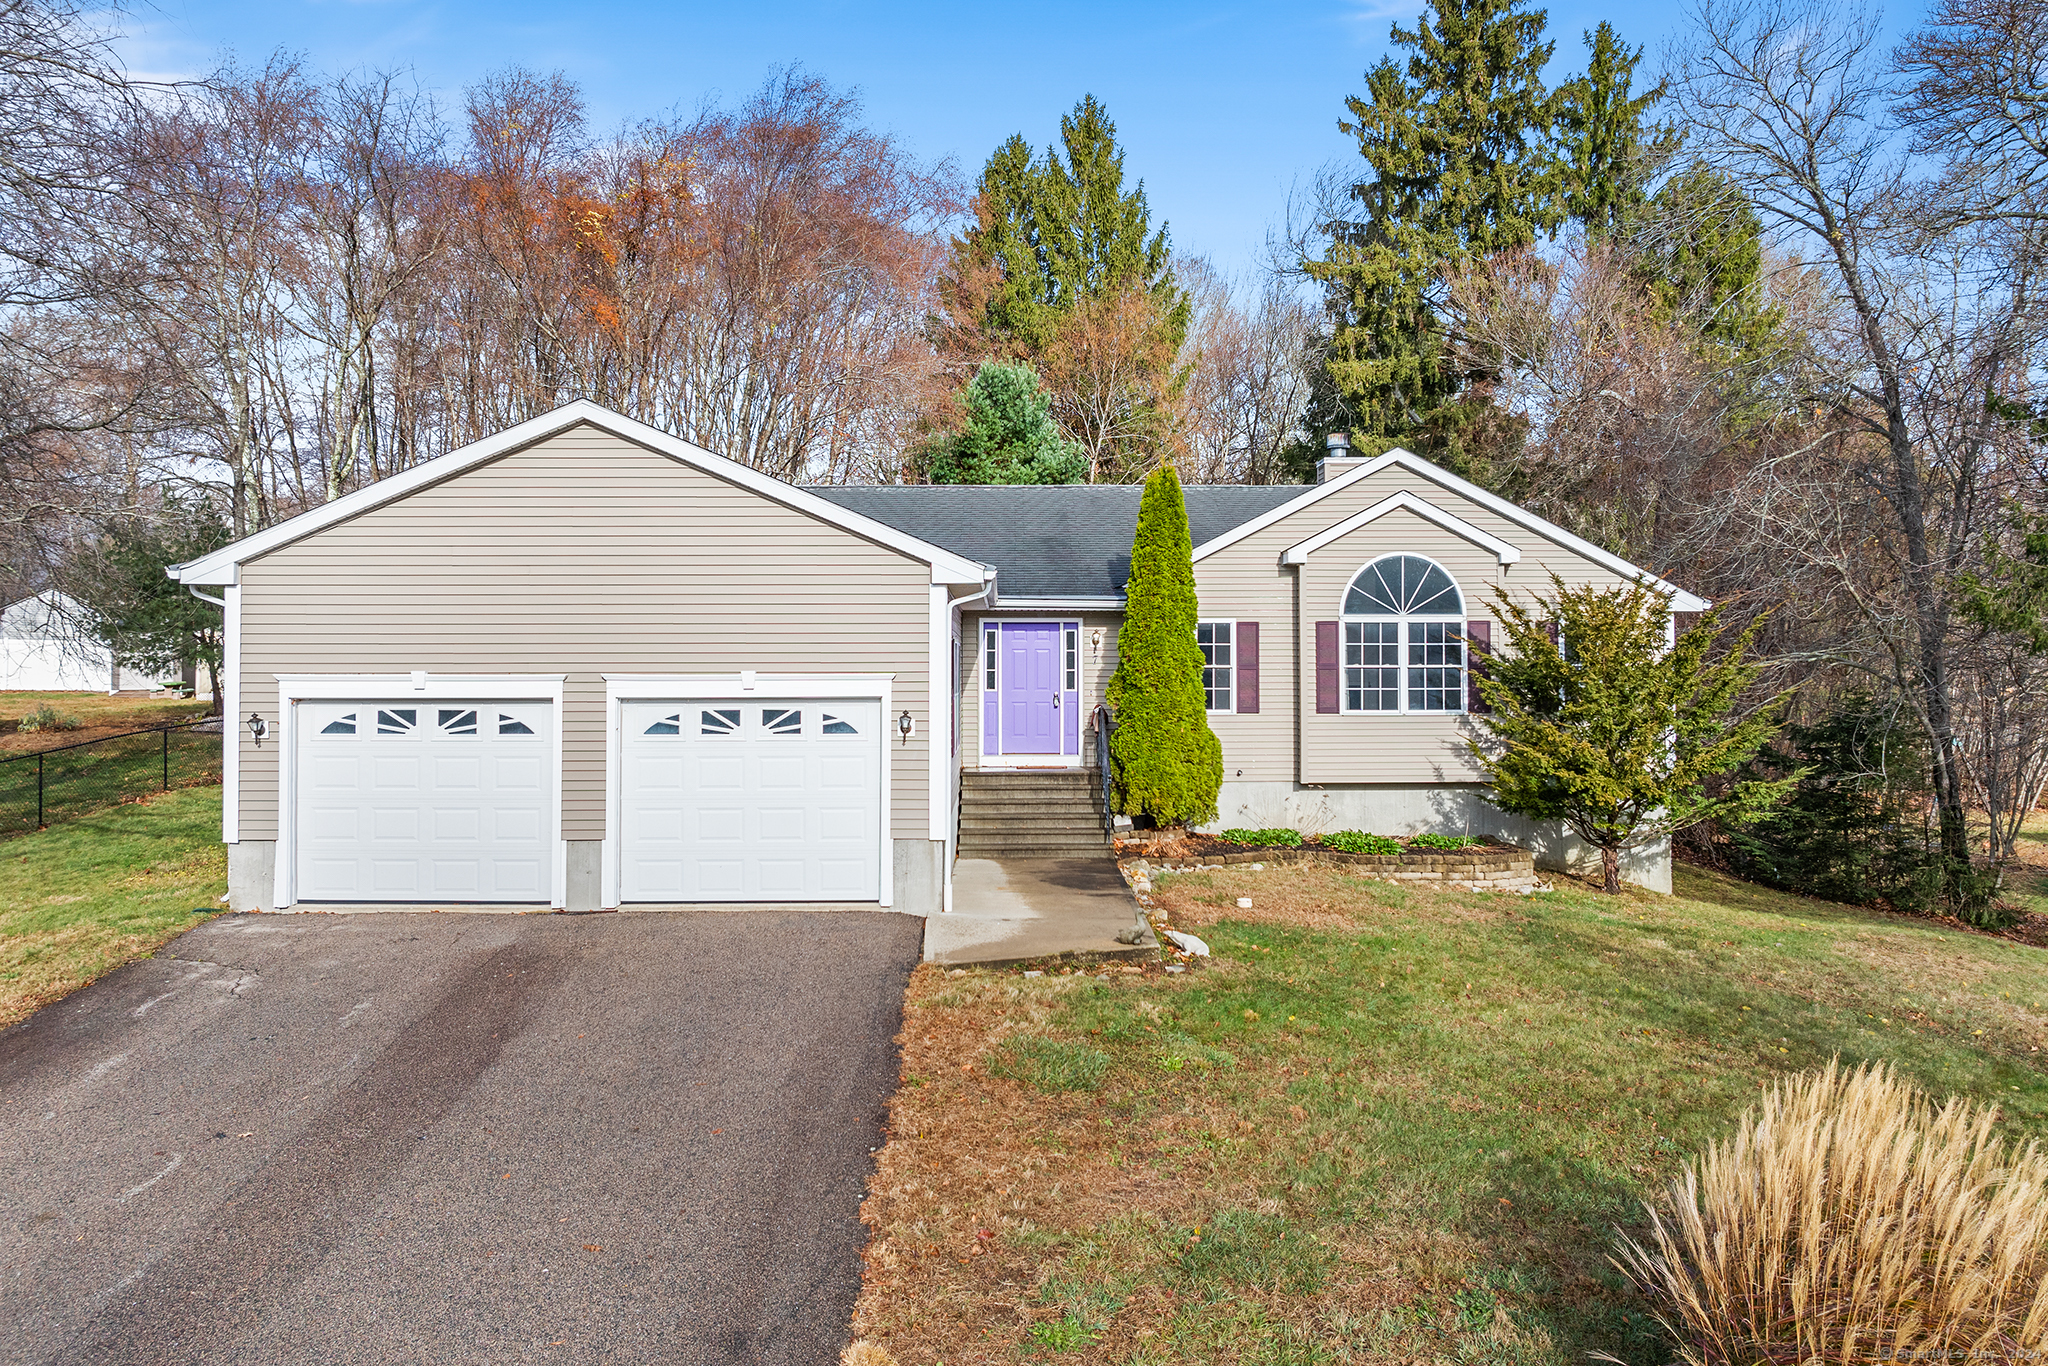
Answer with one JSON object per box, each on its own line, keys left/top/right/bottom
{"left": 0, "top": 592, "right": 132, "bottom": 692}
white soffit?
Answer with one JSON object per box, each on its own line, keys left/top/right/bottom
{"left": 1192, "top": 447, "right": 1710, "bottom": 612}
{"left": 168, "top": 400, "right": 988, "bottom": 587}
{"left": 1280, "top": 491, "right": 1522, "bottom": 567}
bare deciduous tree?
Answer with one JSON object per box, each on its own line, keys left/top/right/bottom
{"left": 1671, "top": 0, "right": 2048, "bottom": 890}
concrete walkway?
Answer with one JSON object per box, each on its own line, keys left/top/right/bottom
{"left": 924, "top": 856, "right": 1156, "bottom": 966}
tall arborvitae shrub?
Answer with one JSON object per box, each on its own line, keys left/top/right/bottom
{"left": 1105, "top": 466, "right": 1221, "bottom": 826}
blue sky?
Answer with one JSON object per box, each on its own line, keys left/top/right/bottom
{"left": 107, "top": 1, "right": 1866, "bottom": 277}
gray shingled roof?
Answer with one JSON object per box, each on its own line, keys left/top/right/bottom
{"left": 805, "top": 484, "right": 1311, "bottom": 598}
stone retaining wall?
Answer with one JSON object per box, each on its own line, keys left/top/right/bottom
{"left": 1145, "top": 843, "right": 1542, "bottom": 891}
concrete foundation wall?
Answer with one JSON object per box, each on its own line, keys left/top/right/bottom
{"left": 1205, "top": 781, "right": 1671, "bottom": 894}
{"left": 893, "top": 839, "right": 944, "bottom": 917}
{"left": 227, "top": 841, "right": 277, "bottom": 912}
{"left": 565, "top": 841, "right": 602, "bottom": 912}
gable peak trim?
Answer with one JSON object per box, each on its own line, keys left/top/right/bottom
{"left": 1280, "top": 490, "right": 1521, "bottom": 567}
{"left": 170, "top": 400, "right": 988, "bottom": 586}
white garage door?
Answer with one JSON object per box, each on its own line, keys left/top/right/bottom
{"left": 619, "top": 699, "right": 882, "bottom": 902}
{"left": 296, "top": 701, "right": 553, "bottom": 902}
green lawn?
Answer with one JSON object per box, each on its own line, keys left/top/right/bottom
{"left": 851, "top": 862, "right": 2048, "bottom": 1364}
{"left": 0, "top": 724, "right": 222, "bottom": 835}
{"left": 0, "top": 786, "right": 225, "bottom": 1026}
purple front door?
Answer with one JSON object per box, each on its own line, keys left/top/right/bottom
{"left": 1001, "top": 622, "right": 1061, "bottom": 753}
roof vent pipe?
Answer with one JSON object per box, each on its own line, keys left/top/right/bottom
{"left": 1316, "top": 430, "right": 1370, "bottom": 484}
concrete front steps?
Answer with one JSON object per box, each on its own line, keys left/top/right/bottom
{"left": 956, "top": 769, "right": 1113, "bottom": 858}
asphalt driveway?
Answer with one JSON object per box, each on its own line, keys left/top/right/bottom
{"left": 0, "top": 910, "right": 923, "bottom": 1366}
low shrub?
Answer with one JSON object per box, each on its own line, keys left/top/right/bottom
{"left": 986, "top": 1037, "right": 1110, "bottom": 1093}
{"left": 15, "top": 704, "right": 81, "bottom": 733}
{"left": 1408, "top": 833, "right": 1484, "bottom": 850}
{"left": 1217, "top": 827, "right": 1302, "bottom": 847}
{"left": 1319, "top": 830, "right": 1402, "bottom": 855}
{"left": 1612, "top": 1059, "right": 2048, "bottom": 1360}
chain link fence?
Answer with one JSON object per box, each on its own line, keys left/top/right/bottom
{"left": 0, "top": 721, "right": 224, "bottom": 835}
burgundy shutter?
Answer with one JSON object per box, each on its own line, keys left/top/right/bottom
{"left": 1315, "top": 620, "right": 1339, "bottom": 714}
{"left": 1236, "top": 621, "right": 1259, "bottom": 713}
{"left": 1465, "top": 619, "right": 1491, "bottom": 714}
{"left": 1545, "top": 619, "right": 1560, "bottom": 649}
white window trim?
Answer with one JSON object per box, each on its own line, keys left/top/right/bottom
{"left": 1338, "top": 555, "right": 1468, "bottom": 716}
{"left": 600, "top": 674, "right": 895, "bottom": 909}
{"left": 270, "top": 673, "right": 568, "bottom": 911}
{"left": 1197, "top": 619, "right": 1235, "bottom": 715}
{"left": 977, "top": 618, "right": 1083, "bottom": 765}
{"left": 1341, "top": 618, "right": 1469, "bottom": 715}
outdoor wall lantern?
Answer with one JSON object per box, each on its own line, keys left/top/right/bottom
{"left": 898, "top": 710, "right": 914, "bottom": 744}
{"left": 246, "top": 712, "right": 269, "bottom": 748}
{"left": 1089, "top": 627, "right": 1103, "bottom": 660}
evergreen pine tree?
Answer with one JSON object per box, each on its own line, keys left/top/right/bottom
{"left": 1554, "top": 22, "right": 1676, "bottom": 238}
{"left": 922, "top": 362, "right": 1086, "bottom": 484}
{"left": 1105, "top": 466, "right": 1221, "bottom": 826}
{"left": 941, "top": 96, "right": 1187, "bottom": 358}
{"left": 1306, "top": 0, "right": 1560, "bottom": 448}
{"left": 1640, "top": 163, "right": 1776, "bottom": 354}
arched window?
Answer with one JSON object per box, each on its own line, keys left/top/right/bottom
{"left": 1341, "top": 555, "right": 1465, "bottom": 713}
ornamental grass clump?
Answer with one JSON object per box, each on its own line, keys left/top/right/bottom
{"left": 1611, "top": 1059, "right": 2048, "bottom": 1361}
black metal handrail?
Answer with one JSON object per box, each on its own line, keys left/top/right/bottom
{"left": 2, "top": 718, "right": 222, "bottom": 832}
{"left": 1092, "top": 703, "right": 1116, "bottom": 838}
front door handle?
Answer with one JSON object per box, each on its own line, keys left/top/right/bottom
{"left": 1053, "top": 694, "right": 1061, "bottom": 708}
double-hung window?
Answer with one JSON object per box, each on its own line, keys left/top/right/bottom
{"left": 1197, "top": 621, "right": 1234, "bottom": 713}
{"left": 1341, "top": 555, "right": 1465, "bottom": 713}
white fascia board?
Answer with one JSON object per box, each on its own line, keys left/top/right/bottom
{"left": 986, "top": 595, "right": 1127, "bottom": 611}
{"left": 171, "top": 400, "right": 988, "bottom": 587}
{"left": 1281, "top": 491, "right": 1522, "bottom": 567}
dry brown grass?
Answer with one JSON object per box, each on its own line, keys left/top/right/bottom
{"left": 1614, "top": 1060, "right": 2048, "bottom": 1358}
{"left": 0, "top": 690, "right": 212, "bottom": 754}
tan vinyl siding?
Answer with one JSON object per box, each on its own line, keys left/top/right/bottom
{"left": 235, "top": 423, "right": 934, "bottom": 843}
{"left": 960, "top": 612, "right": 1120, "bottom": 764}
{"left": 1193, "top": 467, "right": 1647, "bottom": 786}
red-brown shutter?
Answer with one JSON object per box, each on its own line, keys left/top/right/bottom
{"left": 1465, "top": 619, "right": 1491, "bottom": 714}
{"left": 1236, "top": 621, "right": 1259, "bottom": 713}
{"left": 1315, "top": 621, "right": 1339, "bottom": 714}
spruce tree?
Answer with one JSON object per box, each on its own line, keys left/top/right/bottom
{"left": 1554, "top": 22, "right": 1676, "bottom": 238}
{"left": 922, "top": 362, "right": 1086, "bottom": 484}
{"left": 1105, "top": 466, "right": 1221, "bottom": 826}
{"left": 1640, "top": 163, "right": 1776, "bottom": 354}
{"left": 1306, "top": 0, "right": 1560, "bottom": 448}
{"left": 942, "top": 96, "right": 1187, "bottom": 358}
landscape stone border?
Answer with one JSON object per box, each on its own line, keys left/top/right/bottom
{"left": 1129, "top": 842, "right": 1543, "bottom": 892}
